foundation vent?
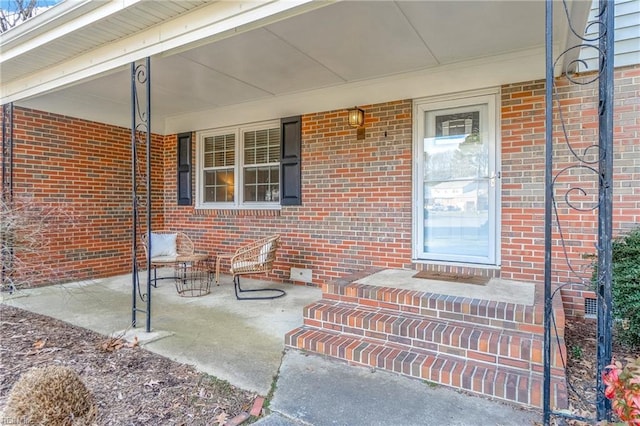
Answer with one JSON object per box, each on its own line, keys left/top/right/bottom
{"left": 584, "top": 297, "right": 597, "bottom": 319}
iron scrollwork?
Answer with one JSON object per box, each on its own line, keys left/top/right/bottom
{"left": 544, "top": 0, "right": 614, "bottom": 424}
{"left": 1, "top": 103, "right": 14, "bottom": 293}
{"left": 131, "top": 58, "right": 153, "bottom": 332}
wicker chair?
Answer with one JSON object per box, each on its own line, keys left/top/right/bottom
{"left": 225, "top": 235, "right": 285, "bottom": 300}
{"left": 141, "top": 231, "right": 209, "bottom": 289}
{"left": 141, "top": 231, "right": 195, "bottom": 262}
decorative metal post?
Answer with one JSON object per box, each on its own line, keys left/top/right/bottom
{"left": 544, "top": 0, "right": 614, "bottom": 423}
{"left": 543, "top": 2, "right": 553, "bottom": 424}
{"left": 595, "top": 0, "right": 614, "bottom": 420}
{"left": 131, "top": 57, "right": 153, "bottom": 332}
{"left": 1, "top": 103, "right": 14, "bottom": 292}
{"left": 1, "top": 103, "right": 13, "bottom": 202}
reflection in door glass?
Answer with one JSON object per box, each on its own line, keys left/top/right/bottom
{"left": 423, "top": 107, "right": 490, "bottom": 259}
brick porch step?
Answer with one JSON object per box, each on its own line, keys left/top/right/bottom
{"left": 285, "top": 325, "right": 567, "bottom": 409}
{"left": 323, "top": 281, "right": 559, "bottom": 337}
{"left": 286, "top": 277, "right": 568, "bottom": 409}
{"left": 302, "top": 299, "right": 565, "bottom": 371}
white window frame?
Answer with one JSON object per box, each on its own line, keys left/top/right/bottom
{"left": 195, "top": 120, "right": 281, "bottom": 210}
{"left": 412, "top": 88, "right": 501, "bottom": 266}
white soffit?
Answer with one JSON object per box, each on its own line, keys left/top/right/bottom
{"left": 0, "top": 0, "right": 327, "bottom": 104}
{"left": 5, "top": 0, "right": 593, "bottom": 134}
{"left": 1, "top": 1, "right": 209, "bottom": 80}
{"left": 265, "top": 1, "right": 439, "bottom": 80}
{"left": 163, "top": 46, "right": 549, "bottom": 135}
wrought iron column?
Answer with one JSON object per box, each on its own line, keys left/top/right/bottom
{"left": 543, "top": 3, "right": 553, "bottom": 424}
{"left": 596, "top": 0, "right": 614, "bottom": 420}
{"left": 2, "top": 103, "right": 13, "bottom": 202}
{"left": 131, "top": 57, "right": 153, "bottom": 332}
{"left": 543, "top": 0, "right": 614, "bottom": 423}
{"left": 1, "top": 103, "right": 14, "bottom": 291}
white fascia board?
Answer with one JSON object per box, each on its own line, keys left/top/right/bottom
{"left": 0, "top": 0, "right": 140, "bottom": 61}
{"left": 1, "top": 0, "right": 325, "bottom": 104}
{"left": 164, "top": 46, "right": 551, "bottom": 135}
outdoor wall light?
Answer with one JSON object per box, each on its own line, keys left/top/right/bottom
{"left": 347, "top": 106, "right": 365, "bottom": 128}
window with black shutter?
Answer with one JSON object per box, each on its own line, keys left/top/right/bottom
{"left": 280, "top": 116, "right": 302, "bottom": 206}
{"left": 177, "top": 132, "right": 192, "bottom": 205}
{"left": 194, "top": 117, "right": 301, "bottom": 209}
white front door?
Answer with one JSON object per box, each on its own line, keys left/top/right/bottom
{"left": 414, "top": 90, "right": 500, "bottom": 265}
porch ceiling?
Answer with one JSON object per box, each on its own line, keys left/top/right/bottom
{"left": 1, "top": 0, "right": 592, "bottom": 135}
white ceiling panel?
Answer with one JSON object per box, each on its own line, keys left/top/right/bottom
{"left": 150, "top": 55, "right": 273, "bottom": 108}
{"left": 398, "top": 1, "right": 544, "bottom": 63}
{"left": 178, "top": 28, "right": 345, "bottom": 95}
{"left": 18, "top": 88, "right": 131, "bottom": 130}
{"left": 265, "top": 1, "right": 439, "bottom": 81}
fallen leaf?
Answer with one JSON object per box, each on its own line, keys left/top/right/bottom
{"left": 98, "top": 337, "right": 125, "bottom": 352}
{"left": 215, "top": 412, "right": 228, "bottom": 425}
{"left": 32, "top": 339, "right": 46, "bottom": 349}
{"left": 125, "top": 336, "right": 139, "bottom": 348}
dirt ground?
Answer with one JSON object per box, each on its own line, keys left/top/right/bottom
{"left": 1, "top": 304, "right": 638, "bottom": 425}
{"left": 0, "top": 304, "right": 258, "bottom": 425}
{"left": 564, "top": 317, "right": 639, "bottom": 424}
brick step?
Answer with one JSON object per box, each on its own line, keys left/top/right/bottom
{"left": 323, "top": 281, "right": 558, "bottom": 336}
{"left": 303, "top": 299, "right": 566, "bottom": 370}
{"left": 285, "top": 326, "right": 567, "bottom": 409}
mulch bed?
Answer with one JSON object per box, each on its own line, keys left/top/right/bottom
{"left": 563, "top": 317, "right": 638, "bottom": 425}
{"left": 0, "top": 304, "right": 257, "bottom": 425}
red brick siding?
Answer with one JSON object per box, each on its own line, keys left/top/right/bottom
{"left": 2, "top": 65, "right": 638, "bottom": 314}
{"left": 163, "top": 101, "right": 414, "bottom": 285}
{"left": 1, "top": 107, "right": 165, "bottom": 285}
{"left": 501, "top": 66, "right": 640, "bottom": 317}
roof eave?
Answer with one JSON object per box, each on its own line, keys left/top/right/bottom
{"left": 1, "top": 0, "right": 106, "bottom": 49}
{"left": 556, "top": 0, "right": 594, "bottom": 76}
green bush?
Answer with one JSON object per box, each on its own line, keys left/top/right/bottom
{"left": 595, "top": 228, "right": 640, "bottom": 348}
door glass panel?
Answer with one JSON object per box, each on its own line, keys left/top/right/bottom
{"left": 423, "top": 105, "right": 492, "bottom": 261}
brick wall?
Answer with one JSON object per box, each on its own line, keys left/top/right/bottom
{"left": 2, "top": 66, "right": 638, "bottom": 316}
{"left": 1, "top": 107, "right": 165, "bottom": 286}
{"left": 501, "top": 66, "right": 640, "bottom": 317}
{"left": 163, "top": 101, "right": 414, "bottom": 285}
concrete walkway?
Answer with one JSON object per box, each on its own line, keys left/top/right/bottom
{"left": 2, "top": 271, "right": 542, "bottom": 425}
{"left": 258, "top": 351, "right": 540, "bottom": 426}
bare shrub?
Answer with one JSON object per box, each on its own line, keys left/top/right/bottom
{"left": 1, "top": 197, "right": 72, "bottom": 292}
{"left": 1, "top": 365, "right": 98, "bottom": 425}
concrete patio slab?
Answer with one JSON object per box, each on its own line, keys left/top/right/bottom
{"left": 2, "top": 268, "right": 543, "bottom": 425}
{"left": 1, "top": 270, "right": 321, "bottom": 396}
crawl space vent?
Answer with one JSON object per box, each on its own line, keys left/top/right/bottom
{"left": 584, "top": 297, "right": 597, "bottom": 319}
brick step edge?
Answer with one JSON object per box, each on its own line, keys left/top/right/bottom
{"left": 323, "top": 280, "right": 566, "bottom": 334}
{"left": 285, "top": 326, "right": 568, "bottom": 410}
{"left": 303, "top": 299, "right": 566, "bottom": 369}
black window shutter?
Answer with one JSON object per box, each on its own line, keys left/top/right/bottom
{"left": 280, "top": 116, "right": 302, "bottom": 206}
{"left": 177, "top": 132, "right": 192, "bottom": 206}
